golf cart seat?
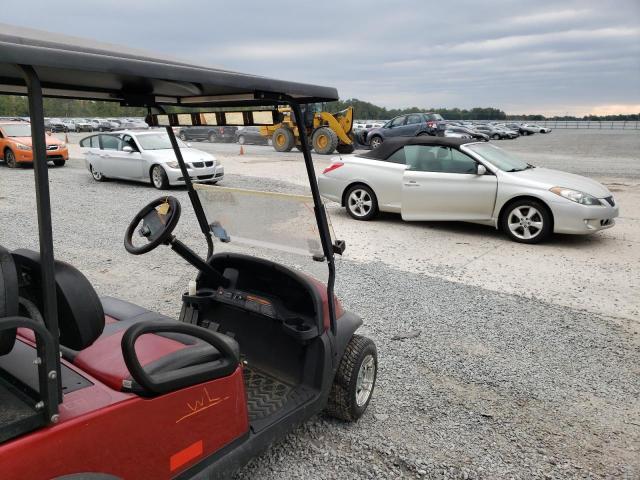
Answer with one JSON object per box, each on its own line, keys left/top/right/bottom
{"left": 12, "top": 249, "right": 239, "bottom": 395}
{"left": 73, "top": 297, "right": 238, "bottom": 393}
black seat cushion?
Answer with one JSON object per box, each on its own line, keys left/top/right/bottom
{"left": 0, "top": 245, "right": 19, "bottom": 355}
{"left": 12, "top": 249, "right": 104, "bottom": 351}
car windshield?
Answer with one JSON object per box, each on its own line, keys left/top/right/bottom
{"left": 135, "top": 133, "right": 187, "bottom": 150}
{"left": 465, "top": 143, "right": 531, "bottom": 172}
{"left": 1, "top": 124, "right": 32, "bottom": 136}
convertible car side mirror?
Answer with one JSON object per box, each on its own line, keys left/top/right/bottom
{"left": 476, "top": 164, "right": 487, "bottom": 175}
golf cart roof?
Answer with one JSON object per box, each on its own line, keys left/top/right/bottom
{"left": 0, "top": 24, "right": 339, "bottom": 107}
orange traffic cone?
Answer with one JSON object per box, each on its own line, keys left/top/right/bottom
{"left": 239, "top": 145, "right": 244, "bottom": 155}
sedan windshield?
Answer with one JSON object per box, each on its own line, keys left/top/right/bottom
{"left": 1, "top": 124, "right": 32, "bottom": 137}
{"left": 465, "top": 143, "right": 531, "bottom": 172}
{"left": 135, "top": 133, "right": 187, "bottom": 150}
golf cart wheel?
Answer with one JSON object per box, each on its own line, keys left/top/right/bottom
{"left": 90, "top": 165, "right": 105, "bottom": 181}
{"left": 151, "top": 164, "right": 169, "bottom": 189}
{"left": 312, "top": 127, "right": 338, "bottom": 155}
{"left": 500, "top": 199, "right": 552, "bottom": 244}
{"left": 326, "top": 334, "right": 377, "bottom": 422}
{"left": 345, "top": 184, "right": 378, "bottom": 221}
{"left": 53, "top": 159, "right": 65, "bottom": 167}
{"left": 336, "top": 143, "right": 355, "bottom": 154}
{"left": 272, "top": 127, "right": 295, "bottom": 152}
{"left": 369, "top": 136, "right": 383, "bottom": 149}
{"left": 4, "top": 149, "right": 17, "bottom": 168}
{"left": 179, "top": 131, "right": 187, "bottom": 141}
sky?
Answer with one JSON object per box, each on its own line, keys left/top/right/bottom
{"left": 2, "top": 0, "right": 639, "bottom": 116}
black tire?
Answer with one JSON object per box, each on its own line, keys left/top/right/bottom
{"left": 53, "top": 159, "right": 66, "bottom": 167}
{"left": 90, "top": 164, "right": 106, "bottom": 182}
{"left": 326, "top": 335, "right": 377, "bottom": 422}
{"left": 522, "top": 131, "right": 529, "bottom": 136}
{"left": 344, "top": 184, "right": 378, "bottom": 221}
{"left": 272, "top": 127, "right": 295, "bottom": 152}
{"left": 369, "top": 135, "right": 383, "bottom": 149}
{"left": 179, "top": 131, "right": 187, "bottom": 141}
{"left": 4, "top": 149, "right": 17, "bottom": 168}
{"left": 492, "top": 134, "right": 500, "bottom": 140}
{"left": 150, "top": 165, "right": 169, "bottom": 189}
{"left": 336, "top": 143, "right": 355, "bottom": 154}
{"left": 312, "top": 127, "right": 338, "bottom": 155}
{"left": 500, "top": 198, "right": 552, "bottom": 244}
{"left": 207, "top": 132, "right": 216, "bottom": 142}
{"left": 237, "top": 135, "right": 246, "bottom": 145}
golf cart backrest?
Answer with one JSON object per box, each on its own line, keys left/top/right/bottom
{"left": 12, "top": 249, "right": 104, "bottom": 351}
{"left": 0, "top": 245, "right": 19, "bottom": 355}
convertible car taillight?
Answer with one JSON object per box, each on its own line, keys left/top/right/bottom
{"left": 322, "top": 162, "right": 344, "bottom": 174}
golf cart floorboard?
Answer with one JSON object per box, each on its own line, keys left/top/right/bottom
{"left": 0, "top": 377, "right": 43, "bottom": 443}
{"left": 243, "top": 367, "right": 315, "bottom": 431}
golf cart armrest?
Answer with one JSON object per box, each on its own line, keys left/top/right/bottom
{"left": 121, "top": 321, "right": 240, "bottom": 395}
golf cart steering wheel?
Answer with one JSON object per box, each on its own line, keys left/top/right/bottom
{"left": 125, "top": 196, "right": 181, "bottom": 255}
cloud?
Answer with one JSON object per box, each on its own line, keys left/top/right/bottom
{"left": 1, "top": 0, "right": 639, "bottom": 115}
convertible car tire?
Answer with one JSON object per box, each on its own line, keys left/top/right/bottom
{"left": 501, "top": 199, "right": 552, "bottom": 244}
{"left": 345, "top": 184, "right": 378, "bottom": 221}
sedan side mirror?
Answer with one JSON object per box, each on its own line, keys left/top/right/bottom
{"left": 122, "top": 146, "right": 133, "bottom": 153}
{"left": 477, "top": 164, "right": 487, "bottom": 175}
{"left": 186, "top": 143, "right": 192, "bottom": 148}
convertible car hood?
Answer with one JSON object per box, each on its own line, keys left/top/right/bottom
{"left": 514, "top": 167, "right": 610, "bottom": 197}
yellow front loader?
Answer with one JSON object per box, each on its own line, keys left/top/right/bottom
{"left": 260, "top": 105, "right": 355, "bottom": 155}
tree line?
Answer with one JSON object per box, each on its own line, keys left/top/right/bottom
{"left": 1, "top": 94, "right": 637, "bottom": 122}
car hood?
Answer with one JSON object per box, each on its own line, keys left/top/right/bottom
{"left": 143, "top": 148, "right": 215, "bottom": 163}
{"left": 511, "top": 167, "right": 611, "bottom": 197}
{"left": 9, "top": 136, "right": 64, "bottom": 146}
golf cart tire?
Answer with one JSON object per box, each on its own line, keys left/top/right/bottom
{"left": 325, "top": 334, "right": 377, "bottom": 422}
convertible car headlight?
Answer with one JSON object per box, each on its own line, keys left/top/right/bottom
{"left": 15, "top": 143, "right": 32, "bottom": 151}
{"left": 550, "top": 187, "right": 601, "bottom": 205}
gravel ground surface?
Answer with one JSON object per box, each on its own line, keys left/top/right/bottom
{"left": 1, "top": 130, "right": 639, "bottom": 478}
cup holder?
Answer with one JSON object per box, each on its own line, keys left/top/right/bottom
{"left": 284, "top": 317, "right": 311, "bottom": 332}
{"left": 182, "top": 290, "right": 215, "bottom": 307}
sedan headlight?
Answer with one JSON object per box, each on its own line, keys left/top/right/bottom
{"left": 15, "top": 143, "right": 31, "bottom": 151}
{"left": 550, "top": 187, "right": 602, "bottom": 205}
{"left": 166, "top": 161, "right": 181, "bottom": 169}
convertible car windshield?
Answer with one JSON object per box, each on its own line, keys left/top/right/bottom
{"left": 465, "top": 143, "right": 531, "bottom": 172}
{"left": 136, "top": 133, "right": 187, "bottom": 150}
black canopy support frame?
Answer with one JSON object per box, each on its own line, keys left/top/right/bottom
{"left": 158, "top": 97, "right": 339, "bottom": 341}
{"left": 18, "top": 64, "right": 63, "bottom": 408}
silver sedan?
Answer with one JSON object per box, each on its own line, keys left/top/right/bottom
{"left": 318, "top": 137, "right": 618, "bottom": 243}
{"left": 81, "top": 130, "right": 224, "bottom": 189}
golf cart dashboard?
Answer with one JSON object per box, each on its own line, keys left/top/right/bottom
{"left": 181, "top": 286, "right": 319, "bottom": 341}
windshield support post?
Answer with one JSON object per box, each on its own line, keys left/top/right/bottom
{"left": 19, "top": 64, "right": 63, "bottom": 406}
{"left": 287, "top": 100, "right": 338, "bottom": 339}
{"left": 164, "top": 125, "right": 214, "bottom": 259}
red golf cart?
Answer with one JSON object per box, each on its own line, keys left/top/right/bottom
{"left": 0, "top": 26, "right": 377, "bottom": 479}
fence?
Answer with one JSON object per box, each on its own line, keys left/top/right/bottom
{"left": 489, "top": 120, "right": 639, "bottom": 130}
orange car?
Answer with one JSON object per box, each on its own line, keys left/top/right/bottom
{"left": 0, "top": 121, "right": 68, "bottom": 167}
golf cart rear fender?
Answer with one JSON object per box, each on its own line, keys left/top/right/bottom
{"left": 335, "top": 310, "right": 363, "bottom": 360}
{"left": 305, "top": 276, "right": 345, "bottom": 331}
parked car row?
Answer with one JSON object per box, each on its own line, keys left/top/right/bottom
{"left": 45, "top": 117, "right": 149, "bottom": 133}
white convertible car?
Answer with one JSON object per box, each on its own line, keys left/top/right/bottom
{"left": 318, "top": 137, "right": 618, "bottom": 243}
{"left": 81, "top": 130, "right": 224, "bottom": 189}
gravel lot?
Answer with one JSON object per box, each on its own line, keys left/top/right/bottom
{"left": 0, "top": 130, "right": 638, "bottom": 479}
